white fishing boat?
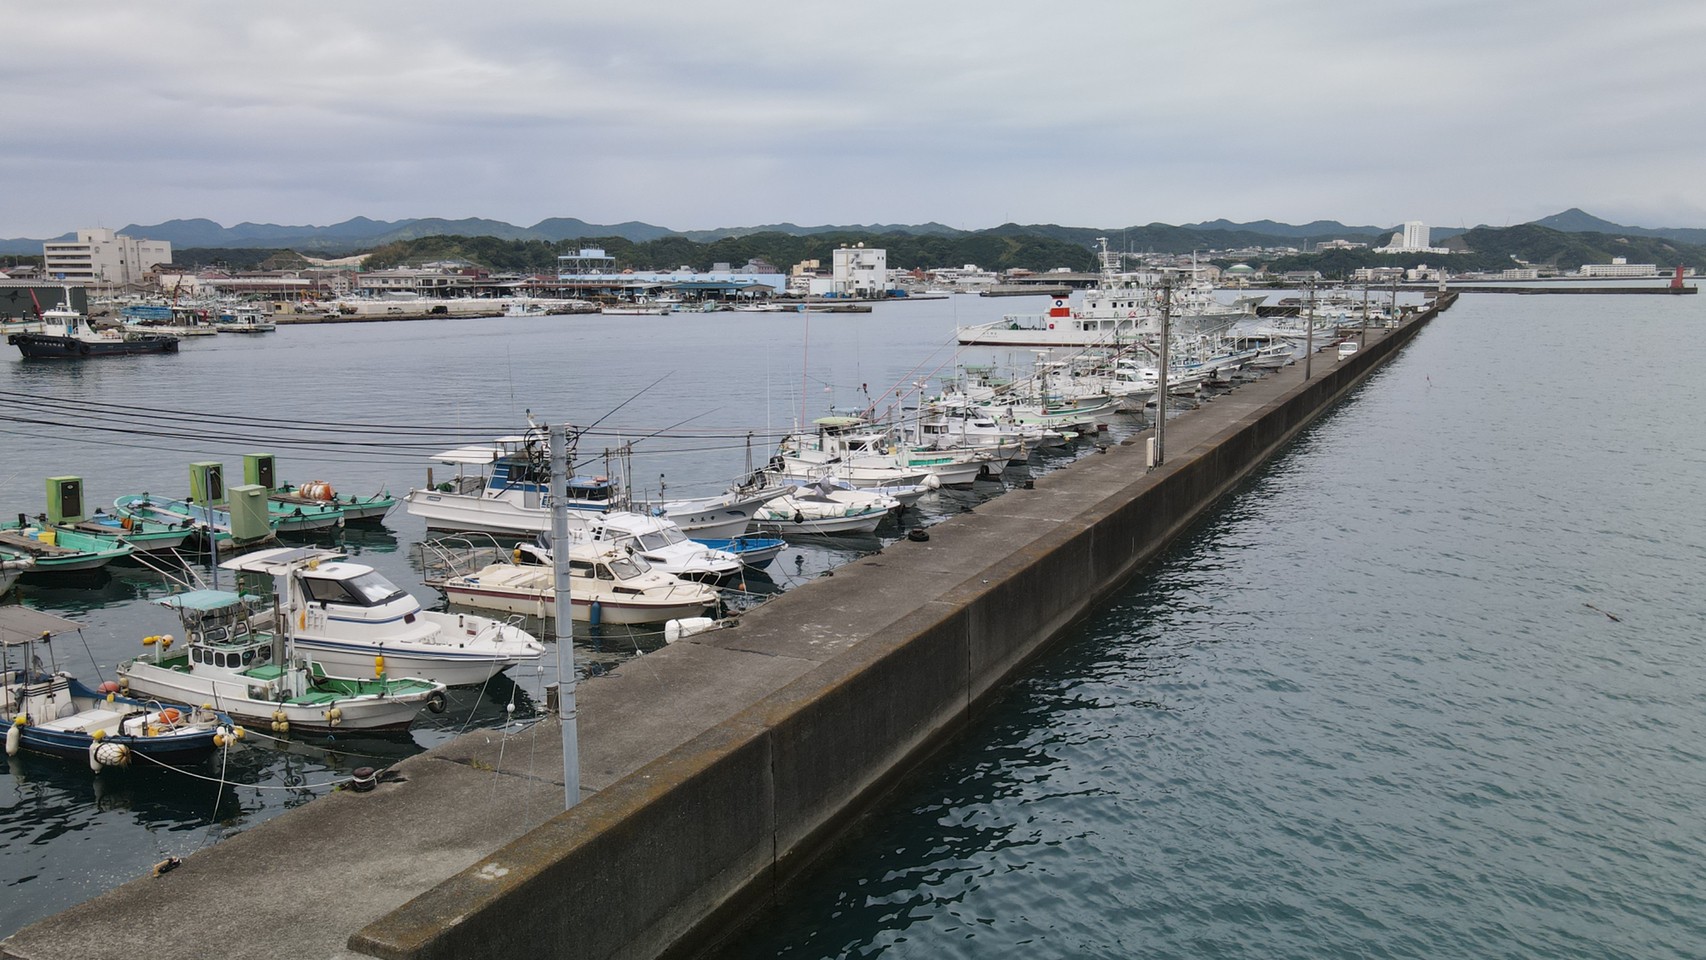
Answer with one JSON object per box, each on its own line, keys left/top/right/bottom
{"left": 214, "top": 306, "right": 276, "bottom": 333}
{"left": 121, "top": 589, "right": 448, "bottom": 735}
{"left": 558, "top": 512, "right": 744, "bottom": 583}
{"left": 1, "top": 551, "right": 33, "bottom": 596}
{"left": 404, "top": 431, "right": 780, "bottom": 540}
{"left": 222, "top": 547, "right": 545, "bottom": 687}
{"left": 442, "top": 542, "right": 721, "bottom": 624}
{"left": 754, "top": 481, "right": 900, "bottom": 535}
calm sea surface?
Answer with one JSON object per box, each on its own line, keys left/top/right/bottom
{"left": 7, "top": 289, "right": 1703, "bottom": 956}
{"left": 0, "top": 293, "right": 1120, "bottom": 936}
{"left": 716, "top": 291, "right": 1706, "bottom": 960}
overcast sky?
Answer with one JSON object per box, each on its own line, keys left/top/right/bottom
{"left": 4, "top": 0, "right": 1703, "bottom": 238}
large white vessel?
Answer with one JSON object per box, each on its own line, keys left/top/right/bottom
{"left": 403, "top": 431, "right": 782, "bottom": 540}
{"left": 223, "top": 547, "right": 545, "bottom": 687}
{"left": 957, "top": 242, "right": 1262, "bottom": 347}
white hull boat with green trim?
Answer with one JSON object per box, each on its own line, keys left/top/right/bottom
{"left": 119, "top": 588, "right": 447, "bottom": 735}
{"left": 223, "top": 547, "right": 544, "bottom": 687}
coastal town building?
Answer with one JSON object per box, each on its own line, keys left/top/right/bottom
{"left": 41, "top": 228, "right": 172, "bottom": 286}
{"left": 1579, "top": 257, "right": 1657, "bottom": 278}
{"left": 1374, "top": 221, "right": 1450, "bottom": 255}
{"left": 830, "top": 244, "right": 887, "bottom": 296}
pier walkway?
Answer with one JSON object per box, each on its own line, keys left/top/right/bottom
{"left": 1, "top": 297, "right": 1453, "bottom": 960}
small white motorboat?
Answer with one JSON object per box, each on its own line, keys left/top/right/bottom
{"left": 443, "top": 542, "right": 721, "bottom": 625}
{"left": 754, "top": 481, "right": 900, "bottom": 536}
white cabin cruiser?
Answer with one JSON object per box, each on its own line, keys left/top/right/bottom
{"left": 524, "top": 511, "right": 744, "bottom": 583}
{"left": 443, "top": 542, "right": 721, "bottom": 624}
{"left": 754, "top": 480, "right": 901, "bottom": 535}
{"left": 223, "top": 547, "right": 544, "bottom": 687}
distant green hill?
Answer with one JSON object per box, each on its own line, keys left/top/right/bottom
{"left": 1528, "top": 208, "right": 1706, "bottom": 246}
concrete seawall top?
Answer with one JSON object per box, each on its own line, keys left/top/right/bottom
{"left": 2, "top": 297, "right": 1452, "bottom": 960}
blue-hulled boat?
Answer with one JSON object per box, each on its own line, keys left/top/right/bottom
{"left": 1, "top": 606, "right": 234, "bottom": 771}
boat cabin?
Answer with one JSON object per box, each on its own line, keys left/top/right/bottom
{"left": 427, "top": 438, "right": 620, "bottom": 511}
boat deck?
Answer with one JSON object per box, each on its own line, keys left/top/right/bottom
{"left": 0, "top": 530, "right": 79, "bottom": 557}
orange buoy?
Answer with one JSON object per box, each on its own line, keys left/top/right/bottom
{"left": 159, "top": 708, "right": 181, "bottom": 725}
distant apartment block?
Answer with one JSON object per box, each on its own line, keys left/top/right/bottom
{"left": 831, "top": 244, "right": 887, "bottom": 296}
{"left": 42, "top": 228, "right": 172, "bottom": 285}
{"left": 1579, "top": 257, "right": 1656, "bottom": 278}
{"left": 1374, "top": 221, "right": 1450, "bottom": 255}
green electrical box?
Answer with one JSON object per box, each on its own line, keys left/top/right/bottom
{"left": 45, "top": 476, "right": 84, "bottom": 525}
{"left": 243, "top": 453, "right": 278, "bottom": 491}
{"left": 189, "top": 462, "right": 226, "bottom": 506}
{"left": 227, "top": 484, "right": 271, "bottom": 544}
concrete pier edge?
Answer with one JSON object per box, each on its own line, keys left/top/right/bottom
{"left": 347, "top": 296, "right": 1452, "bottom": 960}
{"left": 0, "top": 295, "right": 1452, "bottom": 960}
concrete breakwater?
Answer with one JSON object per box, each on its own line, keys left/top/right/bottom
{"left": 1, "top": 295, "right": 1452, "bottom": 960}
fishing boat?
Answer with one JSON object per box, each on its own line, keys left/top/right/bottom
{"left": 542, "top": 511, "right": 744, "bottom": 583}
{"left": 688, "top": 534, "right": 787, "bottom": 569}
{"left": 753, "top": 480, "right": 900, "bottom": 535}
{"left": 0, "top": 552, "right": 32, "bottom": 596}
{"left": 404, "top": 429, "right": 781, "bottom": 539}
{"left": 272, "top": 480, "right": 396, "bottom": 524}
{"left": 440, "top": 541, "right": 722, "bottom": 624}
{"left": 114, "top": 491, "right": 341, "bottom": 541}
{"left": 2, "top": 606, "right": 233, "bottom": 771}
{"left": 7, "top": 289, "right": 179, "bottom": 358}
{"left": 214, "top": 306, "right": 276, "bottom": 333}
{"left": 121, "top": 589, "right": 448, "bottom": 735}
{"left": 220, "top": 547, "right": 544, "bottom": 687}
{"left": 0, "top": 521, "right": 133, "bottom": 573}
{"left": 10, "top": 477, "right": 195, "bottom": 556}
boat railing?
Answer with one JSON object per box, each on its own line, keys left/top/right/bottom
{"left": 416, "top": 534, "right": 515, "bottom": 588}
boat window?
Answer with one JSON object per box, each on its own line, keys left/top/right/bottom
{"left": 192, "top": 648, "right": 205, "bottom": 664}
{"left": 593, "top": 564, "right": 616, "bottom": 581}
{"left": 569, "top": 559, "right": 595, "bottom": 574}
{"left": 607, "top": 556, "right": 648, "bottom": 579}
{"left": 344, "top": 571, "right": 407, "bottom": 606}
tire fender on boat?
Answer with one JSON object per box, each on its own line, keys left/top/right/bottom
{"left": 426, "top": 691, "right": 448, "bottom": 714}
{"left": 78, "top": 342, "right": 91, "bottom": 356}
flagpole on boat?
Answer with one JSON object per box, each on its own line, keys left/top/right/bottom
{"left": 550, "top": 421, "right": 581, "bottom": 808}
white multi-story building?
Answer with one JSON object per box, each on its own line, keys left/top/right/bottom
{"left": 831, "top": 244, "right": 887, "bottom": 296}
{"left": 1579, "top": 257, "right": 1657, "bottom": 278}
{"left": 42, "top": 228, "right": 172, "bottom": 285}
{"left": 1374, "top": 221, "right": 1450, "bottom": 255}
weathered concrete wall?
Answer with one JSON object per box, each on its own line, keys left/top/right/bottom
{"left": 349, "top": 299, "right": 1448, "bottom": 960}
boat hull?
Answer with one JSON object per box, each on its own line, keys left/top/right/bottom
{"left": 7, "top": 332, "right": 179, "bottom": 358}
{"left": 116, "top": 660, "right": 436, "bottom": 733}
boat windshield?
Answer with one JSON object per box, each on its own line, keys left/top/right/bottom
{"left": 302, "top": 570, "right": 407, "bottom": 607}
{"left": 636, "top": 529, "right": 686, "bottom": 550}
{"left": 607, "top": 555, "right": 649, "bottom": 579}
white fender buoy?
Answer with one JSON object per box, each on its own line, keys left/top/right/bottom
{"left": 6, "top": 720, "right": 21, "bottom": 757}
{"left": 665, "top": 617, "right": 718, "bottom": 643}
{"left": 89, "top": 740, "right": 103, "bottom": 772}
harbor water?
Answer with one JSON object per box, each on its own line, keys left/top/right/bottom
{"left": 716, "top": 292, "right": 1706, "bottom": 960}
{"left": 6, "top": 288, "right": 1701, "bottom": 958}
{"left": 0, "top": 293, "right": 1133, "bottom": 937}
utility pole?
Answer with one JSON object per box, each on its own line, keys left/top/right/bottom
{"left": 1304, "top": 279, "right": 1315, "bottom": 381}
{"left": 550, "top": 422, "right": 580, "bottom": 809}
{"left": 1155, "top": 277, "right": 1172, "bottom": 466}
